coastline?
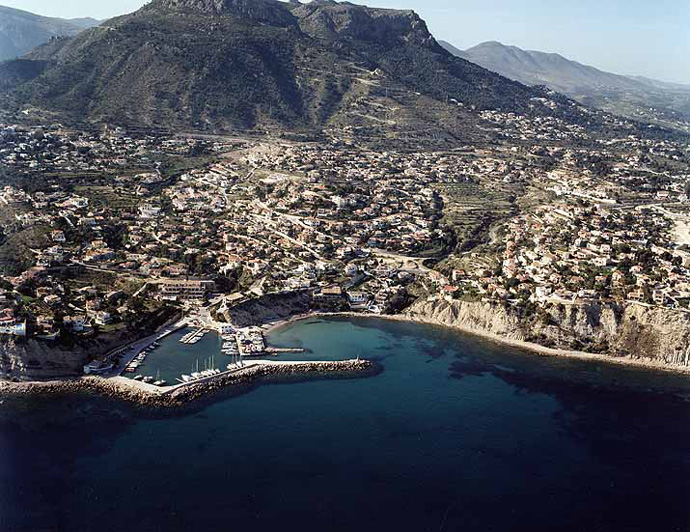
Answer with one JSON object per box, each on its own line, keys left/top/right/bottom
{"left": 4, "top": 307, "right": 689, "bottom": 404}
{"left": 263, "top": 311, "right": 690, "bottom": 376}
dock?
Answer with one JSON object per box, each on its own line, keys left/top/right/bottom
{"left": 265, "top": 347, "right": 307, "bottom": 354}
{"left": 180, "top": 328, "right": 208, "bottom": 344}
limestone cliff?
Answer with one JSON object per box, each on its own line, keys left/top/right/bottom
{"left": 405, "top": 297, "right": 690, "bottom": 368}
{"left": 0, "top": 332, "right": 133, "bottom": 381}
{"left": 225, "top": 291, "right": 311, "bottom": 328}
{"left": 0, "top": 338, "right": 89, "bottom": 380}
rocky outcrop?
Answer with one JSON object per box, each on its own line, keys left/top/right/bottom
{"left": 151, "top": 0, "right": 298, "bottom": 25}
{"left": 293, "top": 1, "right": 435, "bottom": 47}
{"left": 0, "top": 331, "right": 133, "bottom": 381}
{"left": 0, "top": 338, "right": 89, "bottom": 380}
{"left": 225, "top": 291, "right": 312, "bottom": 327}
{"left": 405, "top": 297, "right": 690, "bottom": 368}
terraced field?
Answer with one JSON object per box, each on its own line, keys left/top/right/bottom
{"left": 439, "top": 181, "right": 518, "bottom": 252}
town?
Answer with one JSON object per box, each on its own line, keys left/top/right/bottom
{"left": 0, "top": 114, "right": 689, "bottom": 370}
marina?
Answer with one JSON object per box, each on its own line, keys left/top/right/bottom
{"left": 119, "top": 318, "right": 312, "bottom": 393}
{"left": 125, "top": 327, "right": 223, "bottom": 385}
{"left": 175, "top": 356, "right": 225, "bottom": 384}
{"left": 123, "top": 341, "right": 161, "bottom": 373}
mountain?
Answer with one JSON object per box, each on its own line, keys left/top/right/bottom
{"left": 0, "top": 5, "right": 99, "bottom": 61}
{"left": 436, "top": 40, "right": 467, "bottom": 60}
{"left": 439, "top": 40, "right": 690, "bottom": 132}
{"left": 0, "top": 0, "right": 595, "bottom": 137}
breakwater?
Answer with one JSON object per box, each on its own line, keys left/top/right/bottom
{"left": 0, "top": 359, "right": 376, "bottom": 407}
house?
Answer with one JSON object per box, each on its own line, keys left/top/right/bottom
{"left": 83, "top": 360, "right": 113, "bottom": 375}
{"left": 63, "top": 315, "right": 86, "bottom": 333}
{"left": 347, "top": 291, "right": 370, "bottom": 309}
{"left": 313, "top": 286, "right": 345, "bottom": 307}
{"left": 344, "top": 263, "right": 359, "bottom": 276}
{"left": 95, "top": 311, "right": 113, "bottom": 325}
{"left": 36, "top": 315, "right": 56, "bottom": 332}
{"left": 217, "top": 323, "right": 235, "bottom": 335}
{"left": 44, "top": 294, "right": 62, "bottom": 307}
{"left": 139, "top": 204, "right": 162, "bottom": 219}
{"left": 0, "top": 309, "right": 26, "bottom": 336}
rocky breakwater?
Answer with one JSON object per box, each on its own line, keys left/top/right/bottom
{"left": 166, "top": 359, "right": 377, "bottom": 405}
{"left": 0, "top": 376, "right": 165, "bottom": 406}
{"left": 0, "top": 360, "right": 377, "bottom": 407}
{"left": 405, "top": 297, "right": 690, "bottom": 371}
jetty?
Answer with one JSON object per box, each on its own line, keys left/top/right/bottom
{"left": 265, "top": 347, "right": 307, "bottom": 354}
{"left": 96, "top": 358, "right": 375, "bottom": 406}
{"left": 159, "top": 359, "right": 375, "bottom": 403}
{"left": 180, "top": 328, "right": 208, "bottom": 345}
{"left": 0, "top": 359, "right": 376, "bottom": 408}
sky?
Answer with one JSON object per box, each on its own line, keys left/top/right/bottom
{"left": 4, "top": 0, "right": 690, "bottom": 84}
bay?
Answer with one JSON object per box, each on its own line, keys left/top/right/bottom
{"left": 1, "top": 316, "right": 689, "bottom": 532}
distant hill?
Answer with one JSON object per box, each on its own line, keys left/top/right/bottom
{"left": 439, "top": 40, "right": 690, "bottom": 132}
{"left": 0, "top": 5, "right": 99, "bottom": 61}
{"left": 0, "top": 0, "right": 570, "bottom": 137}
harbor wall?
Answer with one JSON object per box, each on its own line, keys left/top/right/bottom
{"left": 0, "top": 359, "right": 376, "bottom": 406}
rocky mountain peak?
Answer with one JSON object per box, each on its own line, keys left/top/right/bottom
{"left": 291, "top": 1, "right": 435, "bottom": 46}
{"left": 150, "top": 0, "right": 297, "bottom": 25}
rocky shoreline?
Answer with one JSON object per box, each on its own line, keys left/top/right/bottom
{"left": 265, "top": 306, "right": 690, "bottom": 376}
{"left": 0, "top": 359, "right": 377, "bottom": 407}
{"left": 402, "top": 298, "right": 690, "bottom": 375}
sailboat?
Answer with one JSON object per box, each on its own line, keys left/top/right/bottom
{"left": 154, "top": 369, "right": 166, "bottom": 387}
{"left": 191, "top": 359, "right": 201, "bottom": 380}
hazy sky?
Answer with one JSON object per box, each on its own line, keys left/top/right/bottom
{"left": 5, "top": 0, "right": 690, "bottom": 84}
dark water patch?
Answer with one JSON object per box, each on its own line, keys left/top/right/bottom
{"left": 2, "top": 317, "right": 689, "bottom": 532}
{"left": 449, "top": 355, "right": 493, "bottom": 380}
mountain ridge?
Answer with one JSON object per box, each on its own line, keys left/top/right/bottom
{"left": 0, "top": 5, "right": 99, "bottom": 61}
{"left": 439, "top": 39, "right": 690, "bottom": 131}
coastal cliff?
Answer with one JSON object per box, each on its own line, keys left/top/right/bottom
{"left": 224, "top": 291, "right": 311, "bottom": 328}
{"left": 405, "top": 297, "right": 690, "bottom": 368}
{"left": 0, "top": 333, "right": 131, "bottom": 381}
{"left": 0, "top": 338, "right": 89, "bottom": 380}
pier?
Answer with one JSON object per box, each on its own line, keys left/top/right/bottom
{"left": 180, "top": 328, "right": 208, "bottom": 344}
{"left": 265, "top": 347, "right": 307, "bottom": 354}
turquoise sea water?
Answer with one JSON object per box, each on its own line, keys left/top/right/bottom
{"left": 1, "top": 317, "right": 689, "bottom": 532}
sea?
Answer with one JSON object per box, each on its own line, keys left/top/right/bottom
{"left": 1, "top": 316, "right": 689, "bottom": 532}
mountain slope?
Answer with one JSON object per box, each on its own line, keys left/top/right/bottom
{"left": 0, "top": 0, "right": 558, "bottom": 135}
{"left": 0, "top": 5, "right": 99, "bottom": 61}
{"left": 439, "top": 40, "right": 690, "bottom": 132}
